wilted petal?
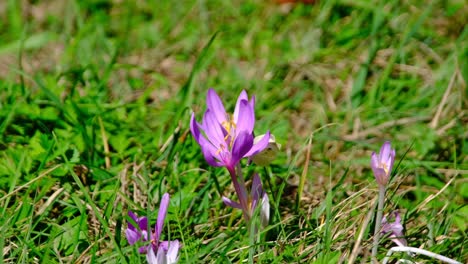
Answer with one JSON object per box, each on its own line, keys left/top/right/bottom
{"left": 222, "top": 196, "right": 242, "bottom": 209}
{"left": 260, "top": 192, "right": 270, "bottom": 228}
{"left": 155, "top": 193, "right": 170, "bottom": 242}
{"left": 207, "top": 88, "right": 227, "bottom": 124}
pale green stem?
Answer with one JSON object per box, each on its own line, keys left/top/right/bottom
{"left": 372, "top": 185, "right": 386, "bottom": 262}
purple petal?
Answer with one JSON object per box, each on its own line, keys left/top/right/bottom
{"left": 380, "top": 141, "right": 392, "bottom": 162}
{"left": 201, "top": 145, "right": 224, "bottom": 167}
{"left": 206, "top": 88, "right": 227, "bottom": 124}
{"left": 388, "top": 148, "right": 396, "bottom": 173}
{"left": 251, "top": 174, "right": 263, "bottom": 207}
{"left": 125, "top": 229, "right": 141, "bottom": 245}
{"left": 235, "top": 100, "right": 255, "bottom": 135}
{"left": 159, "top": 240, "right": 169, "bottom": 251}
{"left": 222, "top": 196, "right": 242, "bottom": 209}
{"left": 373, "top": 168, "right": 388, "bottom": 186}
{"left": 190, "top": 113, "right": 202, "bottom": 145}
{"left": 370, "top": 152, "right": 379, "bottom": 172}
{"left": 204, "top": 109, "right": 228, "bottom": 146}
{"left": 155, "top": 193, "right": 170, "bottom": 242}
{"left": 146, "top": 247, "right": 158, "bottom": 264}
{"left": 244, "top": 131, "right": 270, "bottom": 157}
{"left": 233, "top": 90, "right": 249, "bottom": 122}
{"left": 249, "top": 95, "right": 255, "bottom": 111}
{"left": 381, "top": 212, "right": 407, "bottom": 247}
{"left": 192, "top": 112, "right": 226, "bottom": 167}
{"left": 231, "top": 131, "right": 254, "bottom": 167}
{"left": 395, "top": 211, "right": 401, "bottom": 223}
{"left": 127, "top": 211, "right": 139, "bottom": 231}
{"left": 138, "top": 218, "right": 148, "bottom": 232}
{"left": 166, "top": 240, "right": 180, "bottom": 263}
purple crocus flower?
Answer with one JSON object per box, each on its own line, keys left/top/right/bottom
{"left": 190, "top": 89, "right": 271, "bottom": 173}
{"left": 381, "top": 211, "right": 408, "bottom": 247}
{"left": 126, "top": 211, "right": 150, "bottom": 253}
{"left": 371, "top": 141, "right": 396, "bottom": 186}
{"left": 222, "top": 173, "right": 270, "bottom": 227}
{"left": 126, "top": 193, "right": 180, "bottom": 263}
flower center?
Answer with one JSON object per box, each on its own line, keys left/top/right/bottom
{"left": 380, "top": 162, "right": 389, "bottom": 175}
{"left": 221, "top": 114, "right": 237, "bottom": 147}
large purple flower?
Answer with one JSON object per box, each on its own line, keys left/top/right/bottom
{"left": 371, "top": 141, "right": 396, "bottom": 186}
{"left": 190, "top": 89, "right": 270, "bottom": 172}
{"left": 126, "top": 193, "right": 180, "bottom": 263}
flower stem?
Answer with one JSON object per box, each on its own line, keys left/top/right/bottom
{"left": 227, "top": 165, "right": 250, "bottom": 222}
{"left": 372, "top": 185, "right": 386, "bottom": 262}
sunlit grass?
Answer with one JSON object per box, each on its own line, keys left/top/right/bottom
{"left": 0, "top": 0, "right": 466, "bottom": 263}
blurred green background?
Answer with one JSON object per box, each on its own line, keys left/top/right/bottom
{"left": 0, "top": 0, "right": 466, "bottom": 263}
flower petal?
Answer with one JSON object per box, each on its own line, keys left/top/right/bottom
{"left": 222, "top": 196, "right": 242, "bottom": 209}
{"left": 233, "top": 90, "right": 249, "bottom": 122}
{"left": 192, "top": 112, "right": 226, "bottom": 167}
{"left": 235, "top": 100, "right": 255, "bottom": 134}
{"left": 190, "top": 113, "right": 202, "bottom": 145}
{"left": 231, "top": 130, "right": 254, "bottom": 167}
{"left": 251, "top": 174, "right": 263, "bottom": 207}
{"left": 244, "top": 131, "right": 270, "bottom": 157}
{"left": 388, "top": 148, "right": 396, "bottom": 174}
{"left": 380, "top": 141, "right": 392, "bottom": 162}
{"left": 201, "top": 144, "right": 224, "bottom": 167}
{"left": 206, "top": 88, "right": 227, "bottom": 124}
{"left": 204, "top": 109, "right": 228, "bottom": 146}
{"left": 166, "top": 240, "right": 180, "bottom": 264}
{"left": 146, "top": 247, "right": 158, "bottom": 264}
{"left": 155, "top": 193, "right": 170, "bottom": 242}
{"left": 370, "top": 152, "right": 379, "bottom": 172}
{"left": 125, "top": 229, "right": 141, "bottom": 245}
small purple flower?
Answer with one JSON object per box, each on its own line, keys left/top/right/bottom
{"left": 126, "top": 211, "right": 150, "bottom": 253}
{"left": 126, "top": 193, "right": 180, "bottom": 263}
{"left": 371, "top": 141, "right": 396, "bottom": 186}
{"left": 222, "top": 174, "right": 270, "bottom": 227}
{"left": 381, "top": 211, "right": 408, "bottom": 247}
{"left": 190, "top": 89, "right": 271, "bottom": 172}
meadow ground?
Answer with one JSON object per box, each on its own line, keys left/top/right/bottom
{"left": 0, "top": 0, "right": 466, "bottom": 263}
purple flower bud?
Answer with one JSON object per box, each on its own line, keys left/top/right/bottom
{"left": 125, "top": 193, "right": 180, "bottom": 262}
{"left": 371, "top": 141, "right": 396, "bottom": 186}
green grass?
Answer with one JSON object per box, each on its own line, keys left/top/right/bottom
{"left": 0, "top": 0, "right": 467, "bottom": 263}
